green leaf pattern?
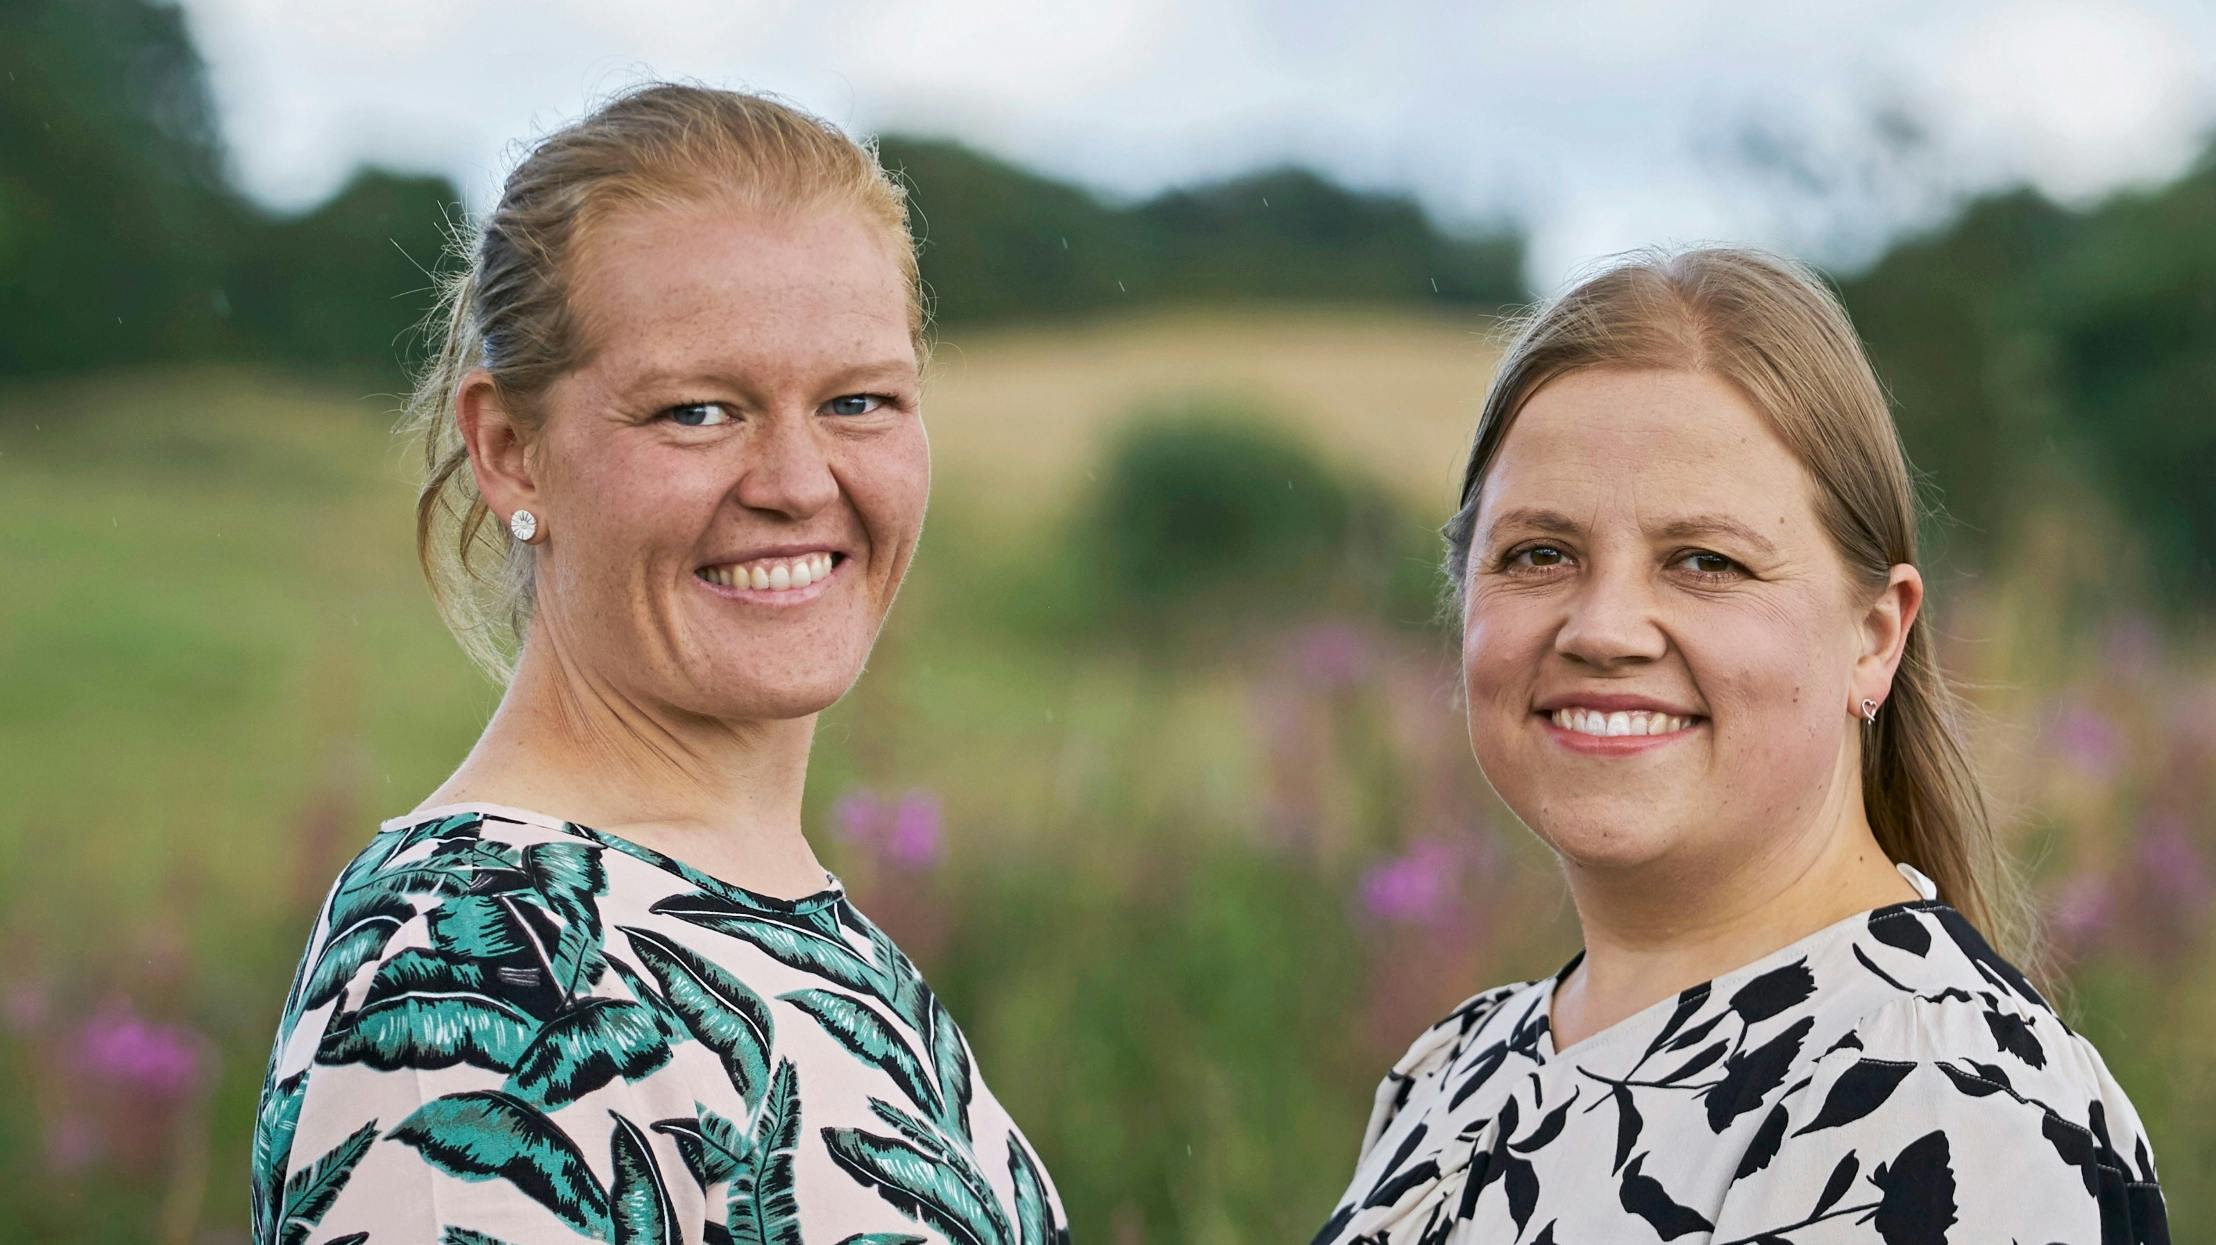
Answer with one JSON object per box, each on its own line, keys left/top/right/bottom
{"left": 249, "top": 808, "right": 1063, "bottom": 1243}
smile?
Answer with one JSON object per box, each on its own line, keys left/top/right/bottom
{"left": 1536, "top": 706, "right": 1704, "bottom": 754}
{"left": 694, "top": 551, "right": 842, "bottom": 598}
{"left": 1548, "top": 707, "right": 1696, "bottom": 737}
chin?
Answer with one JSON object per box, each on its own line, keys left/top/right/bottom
{"left": 669, "top": 664, "right": 861, "bottom": 723}
{"left": 1507, "top": 792, "right": 1690, "bottom": 872}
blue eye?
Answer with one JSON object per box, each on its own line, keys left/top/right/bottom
{"left": 826, "top": 394, "right": 887, "bottom": 417}
{"left": 664, "top": 402, "right": 732, "bottom": 427}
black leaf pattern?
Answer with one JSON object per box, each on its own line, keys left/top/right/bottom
{"left": 1791, "top": 1060, "right": 1913, "bottom": 1136}
{"left": 1665, "top": 1011, "right": 1730, "bottom": 1053}
{"left": 2042, "top": 1109, "right": 2101, "bottom": 1198}
{"left": 1866, "top": 911, "right": 1931, "bottom": 957}
{"left": 1811, "top": 1151, "right": 1858, "bottom": 1218}
{"left": 1619, "top": 1154, "right": 1714, "bottom": 1240}
{"left": 1503, "top": 1154, "right": 1539, "bottom": 1235}
{"left": 1728, "top": 961, "right": 1816, "bottom": 1024}
{"left": 1644, "top": 984, "right": 1714, "bottom": 1059}
{"left": 1984, "top": 1007, "right": 2048, "bottom": 1069}
{"left": 1510, "top": 1087, "right": 1579, "bottom": 1154}
{"left": 1934, "top": 1061, "right": 2004, "bottom": 1099}
{"left": 1611, "top": 1084, "right": 1642, "bottom": 1175}
{"left": 1706, "top": 1017, "right": 1812, "bottom": 1132}
{"left": 1868, "top": 1130, "right": 1957, "bottom": 1245}
{"left": 1655, "top": 1039, "right": 1729, "bottom": 1086}
{"left": 1732, "top": 1102, "right": 1789, "bottom": 1181}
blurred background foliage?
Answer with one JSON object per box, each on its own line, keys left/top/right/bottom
{"left": 1, "top": 1, "right": 2211, "bottom": 1241}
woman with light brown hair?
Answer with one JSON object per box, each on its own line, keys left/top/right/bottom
{"left": 1314, "top": 247, "right": 2168, "bottom": 1242}
{"left": 248, "top": 84, "right": 1066, "bottom": 1244}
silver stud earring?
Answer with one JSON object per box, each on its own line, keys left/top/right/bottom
{"left": 1860, "top": 697, "right": 1879, "bottom": 726}
{"left": 508, "top": 508, "right": 540, "bottom": 543}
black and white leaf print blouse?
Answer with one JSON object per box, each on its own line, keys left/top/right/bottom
{"left": 1315, "top": 862, "right": 2170, "bottom": 1244}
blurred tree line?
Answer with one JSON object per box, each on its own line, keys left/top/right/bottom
{"left": 0, "top": 0, "right": 1523, "bottom": 386}
{"left": 3, "top": 0, "right": 2210, "bottom": 598}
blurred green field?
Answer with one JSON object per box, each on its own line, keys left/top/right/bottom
{"left": 2, "top": 308, "right": 2210, "bottom": 1241}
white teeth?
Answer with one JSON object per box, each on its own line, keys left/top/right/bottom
{"left": 1549, "top": 708, "right": 1695, "bottom": 737}
{"left": 699, "top": 553, "right": 838, "bottom": 593}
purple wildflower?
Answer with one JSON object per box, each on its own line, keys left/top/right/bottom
{"left": 885, "top": 791, "right": 943, "bottom": 870}
{"left": 832, "top": 789, "right": 887, "bottom": 844}
{"left": 76, "top": 997, "right": 206, "bottom": 1100}
{"left": 1359, "top": 838, "right": 1460, "bottom": 925}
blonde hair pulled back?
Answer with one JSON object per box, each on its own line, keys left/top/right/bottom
{"left": 402, "top": 83, "right": 924, "bottom": 683}
{"left": 1443, "top": 246, "right": 2039, "bottom": 968}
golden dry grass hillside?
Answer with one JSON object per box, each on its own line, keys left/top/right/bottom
{"left": 922, "top": 305, "right": 1505, "bottom": 517}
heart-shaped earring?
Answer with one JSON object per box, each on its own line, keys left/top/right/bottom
{"left": 1860, "top": 697, "right": 1879, "bottom": 726}
{"left": 509, "top": 508, "right": 540, "bottom": 543}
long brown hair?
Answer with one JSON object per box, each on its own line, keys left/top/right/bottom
{"left": 1443, "top": 246, "right": 2041, "bottom": 972}
{"left": 400, "top": 82, "right": 924, "bottom": 682}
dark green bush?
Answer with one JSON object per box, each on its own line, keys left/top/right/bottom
{"left": 1071, "top": 399, "right": 1439, "bottom": 637}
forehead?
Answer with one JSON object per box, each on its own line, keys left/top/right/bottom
{"left": 566, "top": 197, "right": 915, "bottom": 385}
{"left": 1480, "top": 367, "right": 1816, "bottom": 531}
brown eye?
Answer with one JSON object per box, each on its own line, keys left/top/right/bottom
{"left": 1678, "top": 551, "right": 1741, "bottom": 577}
{"left": 1506, "top": 543, "right": 1568, "bottom": 570}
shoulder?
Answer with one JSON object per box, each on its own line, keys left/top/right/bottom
{"left": 271, "top": 810, "right": 623, "bottom": 1068}
{"left": 1355, "top": 975, "right": 1549, "bottom": 1148}
{"left": 1839, "top": 980, "right": 2162, "bottom": 1179}
{"left": 1389, "top": 976, "right": 1548, "bottom": 1083}
{"left": 1709, "top": 910, "right": 2170, "bottom": 1237}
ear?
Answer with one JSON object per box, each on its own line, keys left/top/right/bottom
{"left": 1853, "top": 563, "right": 1923, "bottom": 714}
{"left": 456, "top": 370, "right": 541, "bottom": 526}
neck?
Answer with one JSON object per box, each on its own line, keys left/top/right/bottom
{"left": 1548, "top": 757, "right": 1921, "bottom": 1051}
{"left": 417, "top": 622, "right": 829, "bottom": 897}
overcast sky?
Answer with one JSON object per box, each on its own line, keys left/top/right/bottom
{"left": 176, "top": 0, "right": 2216, "bottom": 288}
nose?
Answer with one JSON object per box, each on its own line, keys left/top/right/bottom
{"left": 1553, "top": 559, "right": 1668, "bottom": 668}
{"left": 732, "top": 411, "right": 839, "bottom": 519}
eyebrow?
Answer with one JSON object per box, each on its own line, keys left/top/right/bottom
{"left": 623, "top": 358, "right": 920, "bottom": 395}
{"left": 1484, "top": 507, "right": 1781, "bottom": 558}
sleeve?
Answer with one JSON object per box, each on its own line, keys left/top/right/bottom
{"left": 262, "top": 899, "right": 708, "bottom": 1244}
{"left": 1707, "top": 1003, "right": 2170, "bottom": 1245}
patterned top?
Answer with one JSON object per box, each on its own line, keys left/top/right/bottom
{"left": 1315, "top": 862, "right": 2169, "bottom": 1245}
{"left": 251, "top": 804, "right": 1068, "bottom": 1245}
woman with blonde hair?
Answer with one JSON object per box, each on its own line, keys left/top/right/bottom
{"left": 1314, "top": 247, "right": 2168, "bottom": 1242}
{"left": 249, "top": 84, "right": 1066, "bottom": 1244}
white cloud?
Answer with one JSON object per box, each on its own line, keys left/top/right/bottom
{"left": 174, "top": 0, "right": 2216, "bottom": 288}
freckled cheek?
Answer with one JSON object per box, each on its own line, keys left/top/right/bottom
{"left": 1460, "top": 607, "right": 1549, "bottom": 735}
{"left": 846, "top": 438, "right": 931, "bottom": 570}
{"left": 1684, "top": 630, "right": 1834, "bottom": 770}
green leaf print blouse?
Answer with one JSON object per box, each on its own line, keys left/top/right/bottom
{"left": 251, "top": 804, "right": 1068, "bottom": 1245}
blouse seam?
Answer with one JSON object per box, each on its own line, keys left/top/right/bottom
{"left": 1846, "top": 1058, "right": 2141, "bottom": 1180}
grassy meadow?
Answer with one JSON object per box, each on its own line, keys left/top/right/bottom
{"left": 1, "top": 307, "right": 2209, "bottom": 1241}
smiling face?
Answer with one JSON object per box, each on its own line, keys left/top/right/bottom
{"left": 518, "top": 197, "right": 927, "bottom": 723}
{"left": 1461, "top": 367, "right": 1875, "bottom": 878}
